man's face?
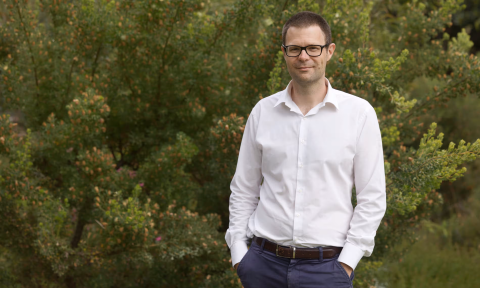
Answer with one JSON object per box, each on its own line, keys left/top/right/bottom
{"left": 281, "top": 25, "right": 335, "bottom": 86}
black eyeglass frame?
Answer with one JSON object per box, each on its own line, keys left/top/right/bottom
{"left": 282, "top": 43, "right": 330, "bottom": 57}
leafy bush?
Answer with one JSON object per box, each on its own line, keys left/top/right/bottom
{"left": 0, "top": 0, "right": 479, "bottom": 287}
{"left": 376, "top": 188, "right": 480, "bottom": 288}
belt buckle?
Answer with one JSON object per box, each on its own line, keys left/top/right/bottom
{"left": 276, "top": 244, "right": 296, "bottom": 259}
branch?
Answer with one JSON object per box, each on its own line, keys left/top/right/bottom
{"left": 15, "top": 4, "right": 39, "bottom": 96}
{"left": 155, "top": 6, "right": 181, "bottom": 100}
{"left": 191, "top": 171, "right": 206, "bottom": 187}
{"left": 65, "top": 57, "right": 77, "bottom": 100}
{"left": 125, "top": 75, "right": 137, "bottom": 97}
{"left": 108, "top": 143, "right": 118, "bottom": 163}
{"left": 413, "top": 151, "right": 475, "bottom": 175}
{"left": 91, "top": 42, "right": 103, "bottom": 80}
{"left": 402, "top": 78, "right": 468, "bottom": 120}
{"left": 70, "top": 208, "right": 87, "bottom": 249}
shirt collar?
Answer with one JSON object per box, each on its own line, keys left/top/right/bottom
{"left": 273, "top": 77, "right": 340, "bottom": 111}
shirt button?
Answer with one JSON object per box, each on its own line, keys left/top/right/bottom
{"left": 298, "top": 163, "right": 303, "bottom": 168}
{"left": 295, "top": 213, "right": 300, "bottom": 217}
{"left": 301, "top": 139, "right": 306, "bottom": 144}
{"left": 298, "top": 189, "right": 302, "bottom": 193}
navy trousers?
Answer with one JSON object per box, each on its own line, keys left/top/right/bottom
{"left": 236, "top": 238, "right": 355, "bottom": 288}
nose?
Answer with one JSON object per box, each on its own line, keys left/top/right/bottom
{"left": 298, "top": 48, "right": 310, "bottom": 61}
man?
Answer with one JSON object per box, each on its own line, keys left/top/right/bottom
{"left": 225, "top": 11, "right": 386, "bottom": 288}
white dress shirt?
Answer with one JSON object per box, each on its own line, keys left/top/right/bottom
{"left": 225, "top": 77, "right": 386, "bottom": 271}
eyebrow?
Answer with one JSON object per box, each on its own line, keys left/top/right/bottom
{"left": 286, "top": 43, "right": 323, "bottom": 46}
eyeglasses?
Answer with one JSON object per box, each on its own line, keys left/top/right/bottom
{"left": 282, "top": 44, "right": 330, "bottom": 57}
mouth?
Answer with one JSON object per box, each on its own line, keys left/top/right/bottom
{"left": 298, "top": 67, "right": 312, "bottom": 71}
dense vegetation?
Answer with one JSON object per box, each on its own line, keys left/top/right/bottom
{"left": 0, "top": 0, "right": 479, "bottom": 287}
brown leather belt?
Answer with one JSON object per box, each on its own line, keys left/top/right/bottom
{"left": 253, "top": 236, "right": 342, "bottom": 259}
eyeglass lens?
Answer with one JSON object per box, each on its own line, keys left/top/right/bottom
{"left": 287, "top": 46, "right": 323, "bottom": 56}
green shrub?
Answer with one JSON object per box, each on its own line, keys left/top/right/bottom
{"left": 377, "top": 189, "right": 480, "bottom": 288}
{"left": 0, "top": 0, "right": 479, "bottom": 287}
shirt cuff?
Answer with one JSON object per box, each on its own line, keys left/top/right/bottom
{"left": 337, "top": 242, "right": 364, "bottom": 271}
{"left": 230, "top": 240, "right": 249, "bottom": 267}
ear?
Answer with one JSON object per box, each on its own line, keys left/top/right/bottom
{"left": 281, "top": 45, "right": 287, "bottom": 60}
{"left": 326, "top": 43, "right": 336, "bottom": 62}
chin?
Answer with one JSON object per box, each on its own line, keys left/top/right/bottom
{"left": 294, "top": 75, "right": 319, "bottom": 84}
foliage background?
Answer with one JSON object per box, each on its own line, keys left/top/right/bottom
{"left": 0, "top": 0, "right": 480, "bottom": 287}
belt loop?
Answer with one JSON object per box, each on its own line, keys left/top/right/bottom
{"left": 260, "top": 238, "right": 266, "bottom": 254}
{"left": 318, "top": 246, "right": 323, "bottom": 262}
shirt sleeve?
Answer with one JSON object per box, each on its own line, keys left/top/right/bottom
{"left": 337, "top": 103, "right": 387, "bottom": 271}
{"left": 225, "top": 106, "right": 263, "bottom": 267}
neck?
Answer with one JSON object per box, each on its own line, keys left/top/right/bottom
{"left": 290, "top": 77, "right": 328, "bottom": 114}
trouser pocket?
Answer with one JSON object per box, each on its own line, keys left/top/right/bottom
{"left": 236, "top": 248, "right": 251, "bottom": 277}
{"left": 334, "top": 259, "right": 354, "bottom": 285}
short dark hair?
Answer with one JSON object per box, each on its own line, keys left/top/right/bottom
{"left": 282, "top": 11, "right": 331, "bottom": 46}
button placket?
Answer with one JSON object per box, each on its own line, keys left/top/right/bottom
{"left": 293, "top": 115, "right": 306, "bottom": 243}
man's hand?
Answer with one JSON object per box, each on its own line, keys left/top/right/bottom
{"left": 234, "top": 263, "right": 239, "bottom": 270}
{"left": 339, "top": 262, "right": 353, "bottom": 277}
